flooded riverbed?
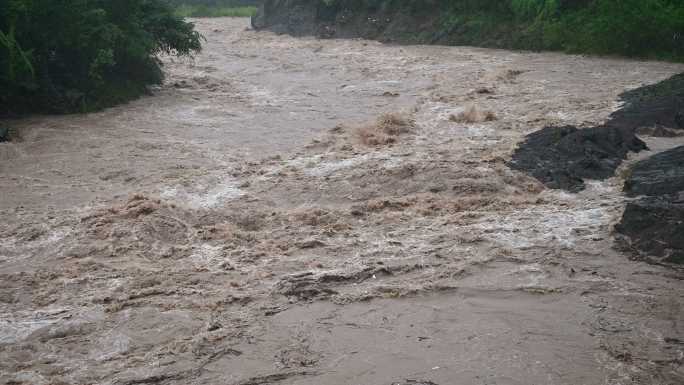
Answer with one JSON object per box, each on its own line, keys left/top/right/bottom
{"left": 1, "top": 18, "right": 683, "bottom": 385}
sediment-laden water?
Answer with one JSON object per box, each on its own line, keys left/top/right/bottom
{"left": 1, "top": 18, "right": 683, "bottom": 385}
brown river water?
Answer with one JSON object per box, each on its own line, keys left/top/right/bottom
{"left": 1, "top": 18, "right": 684, "bottom": 385}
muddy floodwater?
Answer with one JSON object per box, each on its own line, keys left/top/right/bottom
{"left": 2, "top": 18, "right": 684, "bottom": 385}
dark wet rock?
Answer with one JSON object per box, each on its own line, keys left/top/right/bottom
{"left": 609, "top": 76, "right": 684, "bottom": 265}
{"left": 252, "top": 0, "right": 318, "bottom": 36}
{"left": 251, "top": 3, "right": 266, "bottom": 29}
{"left": 615, "top": 192, "right": 684, "bottom": 264}
{"left": 613, "top": 73, "right": 684, "bottom": 131}
{"left": 509, "top": 125, "right": 645, "bottom": 192}
{"left": 624, "top": 146, "right": 684, "bottom": 197}
{"left": 506, "top": 73, "right": 684, "bottom": 262}
{"left": 510, "top": 73, "right": 684, "bottom": 192}
{"left": 616, "top": 146, "right": 684, "bottom": 264}
{"left": 0, "top": 126, "right": 9, "bottom": 142}
{"left": 391, "top": 381, "right": 439, "bottom": 385}
{"left": 253, "top": 0, "right": 439, "bottom": 42}
{"left": 635, "top": 125, "right": 684, "bottom": 138}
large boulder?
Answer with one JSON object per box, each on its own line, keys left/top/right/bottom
{"left": 509, "top": 125, "right": 646, "bottom": 192}
{"left": 510, "top": 73, "right": 684, "bottom": 192}
{"left": 615, "top": 192, "right": 684, "bottom": 264}
{"left": 624, "top": 145, "right": 684, "bottom": 197}
{"left": 616, "top": 146, "right": 684, "bottom": 264}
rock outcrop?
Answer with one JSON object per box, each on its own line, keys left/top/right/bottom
{"left": 510, "top": 73, "right": 684, "bottom": 192}
{"left": 508, "top": 125, "right": 646, "bottom": 192}
{"left": 616, "top": 146, "right": 684, "bottom": 264}
{"left": 624, "top": 145, "right": 684, "bottom": 197}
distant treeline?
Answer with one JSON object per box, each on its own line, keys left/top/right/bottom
{"left": 0, "top": 0, "right": 202, "bottom": 116}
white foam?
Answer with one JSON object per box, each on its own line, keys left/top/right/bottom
{"left": 160, "top": 177, "right": 243, "bottom": 209}
{"left": 0, "top": 307, "right": 71, "bottom": 344}
{"left": 472, "top": 181, "right": 622, "bottom": 250}
{"left": 189, "top": 243, "right": 225, "bottom": 272}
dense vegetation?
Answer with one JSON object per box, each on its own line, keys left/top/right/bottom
{"left": 437, "top": 0, "right": 684, "bottom": 60}
{"left": 314, "top": 0, "right": 683, "bottom": 61}
{"left": 175, "top": 5, "right": 257, "bottom": 18}
{"left": 170, "top": 0, "right": 258, "bottom": 18}
{"left": 167, "top": 0, "right": 258, "bottom": 5}
{"left": 0, "top": 0, "right": 203, "bottom": 116}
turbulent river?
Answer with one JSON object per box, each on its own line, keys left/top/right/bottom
{"left": 1, "top": 18, "right": 684, "bottom": 385}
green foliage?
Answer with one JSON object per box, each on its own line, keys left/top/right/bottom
{"left": 435, "top": 0, "right": 684, "bottom": 60}
{"left": 166, "top": 0, "right": 258, "bottom": 5}
{"left": 0, "top": 0, "right": 203, "bottom": 115}
{"left": 554, "top": 0, "right": 684, "bottom": 59}
{"left": 175, "top": 5, "right": 257, "bottom": 18}
{"left": 510, "top": 0, "right": 559, "bottom": 19}
{"left": 171, "top": 0, "right": 259, "bottom": 18}
{"left": 0, "top": 26, "right": 34, "bottom": 82}
{"left": 0, "top": 0, "right": 34, "bottom": 85}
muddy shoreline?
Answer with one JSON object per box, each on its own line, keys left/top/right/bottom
{"left": 2, "top": 18, "right": 684, "bottom": 385}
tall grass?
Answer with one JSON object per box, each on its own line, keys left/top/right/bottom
{"left": 175, "top": 5, "right": 257, "bottom": 18}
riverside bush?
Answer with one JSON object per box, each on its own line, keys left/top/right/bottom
{"left": 0, "top": 0, "right": 203, "bottom": 115}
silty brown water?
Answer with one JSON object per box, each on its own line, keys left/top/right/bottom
{"left": 1, "top": 17, "right": 683, "bottom": 385}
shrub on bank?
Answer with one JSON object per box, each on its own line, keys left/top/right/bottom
{"left": 0, "top": 0, "right": 203, "bottom": 116}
